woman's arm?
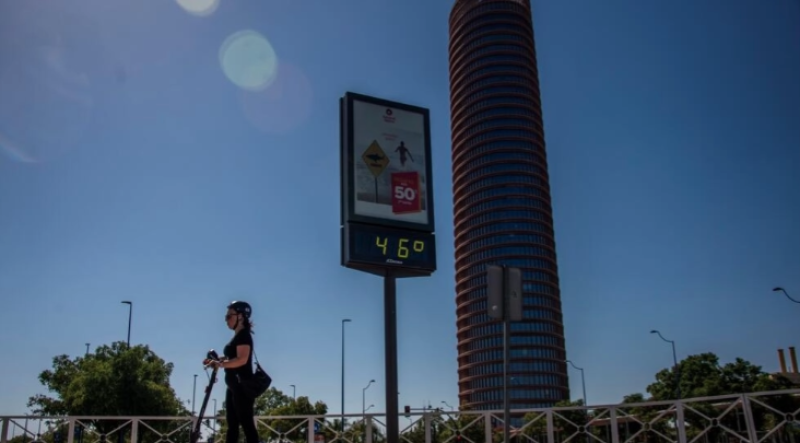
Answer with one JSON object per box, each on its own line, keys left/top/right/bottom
{"left": 220, "top": 345, "right": 251, "bottom": 369}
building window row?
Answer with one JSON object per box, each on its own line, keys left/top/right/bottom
{"left": 459, "top": 162, "right": 544, "bottom": 186}
{"left": 464, "top": 94, "right": 538, "bottom": 116}
{"left": 463, "top": 263, "right": 557, "bottom": 282}
{"left": 462, "top": 152, "right": 545, "bottom": 176}
{"left": 453, "top": 3, "right": 528, "bottom": 33}
{"left": 460, "top": 52, "right": 530, "bottom": 78}
{"left": 456, "top": 106, "right": 541, "bottom": 135}
{"left": 466, "top": 334, "right": 562, "bottom": 352}
{"left": 455, "top": 139, "right": 544, "bottom": 169}
{"left": 464, "top": 232, "right": 554, "bottom": 252}
{"left": 467, "top": 244, "right": 555, "bottom": 263}
{"left": 468, "top": 347, "right": 561, "bottom": 364}
{"left": 461, "top": 277, "right": 557, "bottom": 298}
{"left": 466, "top": 308, "right": 559, "bottom": 326}
{"left": 461, "top": 173, "right": 544, "bottom": 195}
{"left": 460, "top": 64, "right": 531, "bottom": 88}
{"left": 464, "top": 118, "right": 540, "bottom": 139}
{"left": 457, "top": 163, "right": 545, "bottom": 190}
{"left": 469, "top": 388, "right": 563, "bottom": 403}
{"left": 462, "top": 196, "right": 551, "bottom": 220}
{"left": 453, "top": 19, "right": 530, "bottom": 49}
{"left": 466, "top": 360, "right": 562, "bottom": 377}
{"left": 454, "top": 85, "right": 535, "bottom": 115}
{"left": 461, "top": 184, "right": 546, "bottom": 207}
{"left": 462, "top": 295, "right": 561, "bottom": 314}
{"left": 456, "top": 75, "right": 533, "bottom": 101}
{"left": 460, "top": 128, "right": 543, "bottom": 151}
{"left": 464, "top": 257, "right": 557, "bottom": 275}
{"left": 466, "top": 322, "right": 560, "bottom": 340}
{"left": 462, "top": 221, "right": 552, "bottom": 242}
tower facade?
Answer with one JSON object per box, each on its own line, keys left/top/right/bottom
{"left": 447, "top": 0, "right": 570, "bottom": 413}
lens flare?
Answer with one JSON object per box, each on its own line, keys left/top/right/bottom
{"left": 175, "top": 0, "right": 220, "bottom": 17}
{"left": 219, "top": 30, "right": 278, "bottom": 92}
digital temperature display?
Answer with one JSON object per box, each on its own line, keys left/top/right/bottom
{"left": 343, "top": 223, "right": 437, "bottom": 275}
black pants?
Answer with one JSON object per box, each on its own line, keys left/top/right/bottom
{"left": 225, "top": 385, "right": 259, "bottom": 443}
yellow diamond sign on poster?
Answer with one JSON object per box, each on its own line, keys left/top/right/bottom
{"left": 361, "top": 140, "right": 390, "bottom": 177}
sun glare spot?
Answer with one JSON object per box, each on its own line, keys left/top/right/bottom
{"left": 175, "top": 0, "right": 220, "bottom": 17}
{"left": 219, "top": 30, "right": 278, "bottom": 92}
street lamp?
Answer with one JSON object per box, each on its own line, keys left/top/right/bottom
{"left": 341, "top": 318, "right": 352, "bottom": 432}
{"left": 362, "top": 379, "right": 376, "bottom": 414}
{"left": 192, "top": 374, "right": 198, "bottom": 415}
{"left": 290, "top": 384, "right": 296, "bottom": 399}
{"left": 650, "top": 330, "right": 680, "bottom": 399}
{"left": 121, "top": 301, "right": 132, "bottom": 347}
{"left": 85, "top": 343, "right": 90, "bottom": 356}
{"left": 441, "top": 400, "right": 454, "bottom": 410}
{"left": 773, "top": 287, "right": 800, "bottom": 304}
{"left": 566, "top": 360, "right": 587, "bottom": 407}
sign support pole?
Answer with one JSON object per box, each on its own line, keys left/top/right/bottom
{"left": 503, "top": 312, "right": 511, "bottom": 443}
{"left": 384, "top": 269, "right": 399, "bottom": 443}
{"left": 487, "top": 265, "right": 522, "bottom": 443}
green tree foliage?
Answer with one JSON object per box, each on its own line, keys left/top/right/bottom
{"left": 26, "top": 341, "right": 189, "bottom": 442}
{"left": 619, "top": 352, "right": 799, "bottom": 443}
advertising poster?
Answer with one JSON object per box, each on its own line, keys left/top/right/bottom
{"left": 351, "top": 98, "right": 430, "bottom": 227}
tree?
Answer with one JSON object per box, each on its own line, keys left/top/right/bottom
{"left": 642, "top": 352, "right": 798, "bottom": 442}
{"left": 27, "top": 341, "right": 188, "bottom": 442}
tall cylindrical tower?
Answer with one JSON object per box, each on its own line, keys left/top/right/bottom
{"left": 448, "top": 0, "right": 570, "bottom": 413}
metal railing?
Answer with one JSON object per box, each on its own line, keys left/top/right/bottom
{"left": 2, "top": 389, "right": 799, "bottom": 443}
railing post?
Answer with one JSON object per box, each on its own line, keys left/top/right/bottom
{"left": 484, "top": 414, "right": 492, "bottom": 443}
{"left": 1, "top": 417, "right": 8, "bottom": 443}
{"left": 67, "top": 419, "right": 75, "bottom": 443}
{"left": 609, "top": 408, "right": 620, "bottom": 443}
{"left": 741, "top": 395, "right": 759, "bottom": 443}
{"left": 305, "top": 418, "right": 314, "bottom": 443}
{"left": 424, "top": 413, "right": 432, "bottom": 443}
{"left": 130, "top": 419, "right": 138, "bottom": 443}
{"left": 365, "top": 417, "right": 373, "bottom": 443}
{"left": 675, "top": 401, "right": 687, "bottom": 443}
{"left": 546, "top": 410, "right": 555, "bottom": 443}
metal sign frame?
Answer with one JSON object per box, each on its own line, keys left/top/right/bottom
{"left": 340, "top": 91, "right": 436, "bottom": 234}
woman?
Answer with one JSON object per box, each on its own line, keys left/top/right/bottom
{"left": 205, "top": 300, "right": 259, "bottom": 443}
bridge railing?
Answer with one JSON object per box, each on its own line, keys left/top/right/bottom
{"left": 1, "top": 389, "right": 798, "bottom": 443}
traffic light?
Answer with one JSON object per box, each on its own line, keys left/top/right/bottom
{"left": 404, "top": 405, "right": 411, "bottom": 415}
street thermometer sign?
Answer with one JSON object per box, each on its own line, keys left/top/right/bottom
{"left": 339, "top": 91, "right": 437, "bottom": 443}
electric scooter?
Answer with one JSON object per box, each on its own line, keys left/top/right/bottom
{"left": 190, "top": 349, "right": 221, "bottom": 443}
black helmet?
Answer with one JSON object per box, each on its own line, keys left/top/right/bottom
{"left": 227, "top": 300, "right": 252, "bottom": 318}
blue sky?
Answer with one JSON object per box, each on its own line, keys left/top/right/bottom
{"left": 1, "top": 0, "right": 799, "bottom": 417}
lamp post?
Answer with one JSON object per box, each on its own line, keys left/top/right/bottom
{"left": 192, "top": 374, "right": 198, "bottom": 415}
{"left": 651, "top": 330, "right": 680, "bottom": 399}
{"left": 341, "top": 318, "right": 352, "bottom": 432}
{"left": 362, "top": 379, "right": 375, "bottom": 414}
{"left": 441, "top": 400, "right": 454, "bottom": 410}
{"left": 290, "top": 384, "right": 296, "bottom": 399}
{"left": 773, "top": 287, "right": 800, "bottom": 304}
{"left": 566, "top": 360, "right": 587, "bottom": 407}
{"left": 121, "top": 301, "right": 132, "bottom": 347}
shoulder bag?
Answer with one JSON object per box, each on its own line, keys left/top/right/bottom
{"left": 237, "top": 348, "right": 272, "bottom": 398}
